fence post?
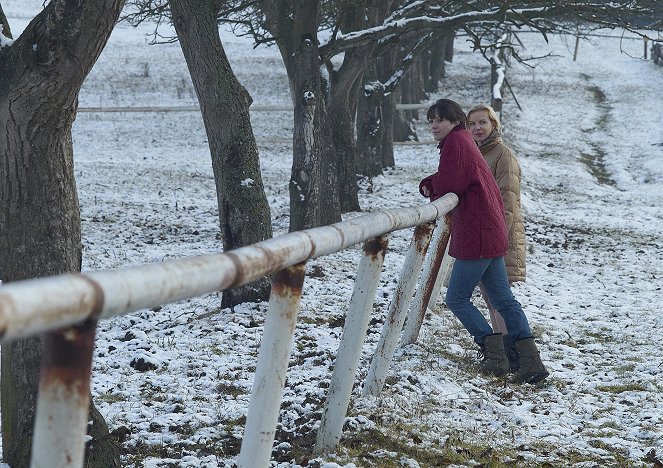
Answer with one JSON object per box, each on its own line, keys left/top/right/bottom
{"left": 573, "top": 35, "right": 580, "bottom": 61}
{"left": 362, "top": 222, "right": 435, "bottom": 397}
{"left": 644, "top": 37, "right": 648, "bottom": 60}
{"left": 400, "top": 213, "right": 452, "bottom": 346}
{"left": 237, "top": 263, "right": 306, "bottom": 468}
{"left": 30, "top": 320, "right": 98, "bottom": 468}
{"left": 315, "top": 236, "right": 389, "bottom": 455}
{"left": 427, "top": 239, "right": 453, "bottom": 314}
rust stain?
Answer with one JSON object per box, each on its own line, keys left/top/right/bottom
{"left": 39, "top": 366, "right": 93, "bottom": 406}
{"left": 444, "top": 212, "right": 453, "bottom": 230}
{"left": 363, "top": 235, "right": 389, "bottom": 260}
{"left": 40, "top": 319, "right": 97, "bottom": 396}
{"left": 413, "top": 223, "right": 434, "bottom": 255}
{"left": 331, "top": 226, "right": 346, "bottom": 251}
{"left": 77, "top": 274, "right": 105, "bottom": 320}
{"left": 420, "top": 218, "right": 453, "bottom": 308}
{"left": 226, "top": 245, "right": 290, "bottom": 290}
{"left": 271, "top": 263, "right": 306, "bottom": 297}
{"left": 387, "top": 292, "right": 404, "bottom": 327}
{"left": 225, "top": 252, "right": 246, "bottom": 290}
{"left": 302, "top": 231, "right": 318, "bottom": 259}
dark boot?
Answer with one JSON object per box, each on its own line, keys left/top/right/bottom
{"left": 502, "top": 334, "right": 519, "bottom": 373}
{"left": 478, "top": 333, "right": 510, "bottom": 376}
{"left": 511, "top": 338, "right": 550, "bottom": 384}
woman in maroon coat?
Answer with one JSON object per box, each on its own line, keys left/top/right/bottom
{"left": 420, "top": 99, "right": 548, "bottom": 384}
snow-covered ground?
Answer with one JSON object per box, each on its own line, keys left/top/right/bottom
{"left": 2, "top": 2, "right": 663, "bottom": 467}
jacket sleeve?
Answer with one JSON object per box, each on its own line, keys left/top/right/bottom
{"left": 419, "top": 175, "right": 434, "bottom": 198}
{"left": 428, "top": 135, "right": 471, "bottom": 199}
{"left": 494, "top": 147, "right": 521, "bottom": 231}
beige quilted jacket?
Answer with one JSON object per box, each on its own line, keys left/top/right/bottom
{"left": 479, "top": 138, "right": 526, "bottom": 282}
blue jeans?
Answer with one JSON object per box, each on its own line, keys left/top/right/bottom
{"left": 445, "top": 256, "right": 532, "bottom": 346}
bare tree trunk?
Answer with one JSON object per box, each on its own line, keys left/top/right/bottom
{"left": 169, "top": 0, "right": 273, "bottom": 307}
{"left": 427, "top": 33, "right": 451, "bottom": 92}
{"left": 381, "top": 93, "right": 396, "bottom": 169}
{"left": 327, "top": 3, "right": 386, "bottom": 214}
{"left": 391, "top": 89, "right": 418, "bottom": 143}
{"left": 329, "top": 86, "right": 361, "bottom": 212}
{"left": 329, "top": 47, "right": 368, "bottom": 213}
{"left": 261, "top": 0, "right": 340, "bottom": 231}
{"left": 0, "top": 1, "right": 124, "bottom": 467}
{"left": 329, "top": 44, "right": 367, "bottom": 213}
{"left": 356, "top": 65, "right": 386, "bottom": 178}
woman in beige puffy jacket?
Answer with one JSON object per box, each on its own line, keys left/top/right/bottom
{"left": 467, "top": 104, "right": 526, "bottom": 371}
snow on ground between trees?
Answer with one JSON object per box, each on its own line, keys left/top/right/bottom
{"left": 2, "top": 2, "right": 663, "bottom": 467}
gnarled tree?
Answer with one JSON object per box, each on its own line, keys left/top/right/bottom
{"left": 0, "top": 0, "right": 124, "bottom": 466}
{"left": 168, "top": 0, "right": 273, "bottom": 307}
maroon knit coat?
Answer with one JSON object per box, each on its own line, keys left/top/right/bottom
{"left": 419, "top": 124, "right": 508, "bottom": 260}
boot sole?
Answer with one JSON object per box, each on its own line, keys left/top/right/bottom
{"left": 510, "top": 369, "right": 550, "bottom": 384}
{"left": 525, "top": 369, "right": 550, "bottom": 384}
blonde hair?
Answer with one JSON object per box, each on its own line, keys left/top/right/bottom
{"left": 467, "top": 104, "right": 500, "bottom": 131}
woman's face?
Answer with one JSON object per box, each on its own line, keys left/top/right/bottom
{"left": 428, "top": 113, "right": 458, "bottom": 142}
{"left": 467, "top": 110, "right": 495, "bottom": 144}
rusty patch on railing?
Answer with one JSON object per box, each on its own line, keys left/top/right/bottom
{"left": 225, "top": 251, "right": 249, "bottom": 290}
{"left": 271, "top": 263, "right": 306, "bottom": 298}
{"left": 331, "top": 226, "right": 346, "bottom": 252}
{"left": 77, "top": 274, "right": 106, "bottom": 320}
{"left": 40, "top": 318, "right": 97, "bottom": 395}
{"left": 413, "top": 223, "right": 435, "bottom": 255}
{"left": 420, "top": 221, "right": 452, "bottom": 309}
{"left": 226, "top": 243, "right": 299, "bottom": 290}
{"left": 363, "top": 235, "right": 389, "bottom": 260}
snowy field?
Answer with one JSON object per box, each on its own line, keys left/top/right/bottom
{"left": 2, "top": 2, "right": 663, "bottom": 467}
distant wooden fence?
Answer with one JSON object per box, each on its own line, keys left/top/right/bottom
{"left": 77, "top": 103, "right": 447, "bottom": 113}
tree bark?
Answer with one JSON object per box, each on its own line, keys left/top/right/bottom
{"left": 169, "top": 0, "right": 273, "bottom": 307}
{"left": 427, "top": 33, "right": 451, "bottom": 92}
{"left": 356, "top": 66, "right": 387, "bottom": 178}
{"left": 0, "top": 1, "right": 124, "bottom": 466}
{"left": 329, "top": 48, "right": 368, "bottom": 213}
{"left": 261, "top": 0, "right": 340, "bottom": 231}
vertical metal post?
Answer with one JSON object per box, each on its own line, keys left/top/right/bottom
{"left": 400, "top": 213, "right": 452, "bottom": 345}
{"left": 31, "top": 320, "right": 98, "bottom": 468}
{"left": 573, "top": 35, "right": 580, "bottom": 61}
{"left": 237, "top": 263, "right": 306, "bottom": 468}
{"left": 644, "top": 37, "right": 648, "bottom": 60}
{"left": 315, "top": 236, "right": 389, "bottom": 454}
{"left": 427, "top": 239, "right": 453, "bottom": 314}
{"left": 362, "top": 223, "right": 434, "bottom": 397}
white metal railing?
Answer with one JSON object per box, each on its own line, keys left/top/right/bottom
{"left": 0, "top": 193, "right": 457, "bottom": 468}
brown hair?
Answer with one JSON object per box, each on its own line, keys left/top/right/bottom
{"left": 426, "top": 99, "right": 466, "bottom": 124}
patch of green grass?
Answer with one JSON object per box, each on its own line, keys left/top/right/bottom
{"left": 298, "top": 315, "right": 329, "bottom": 326}
{"left": 612, "top": 364, "right": 636, "bottom": 375}
{"left": 588, "top": 439, "right": 631, "bottom": 464}
{"left": 596, "top": 383, "right": 647, "bottom": 393}
{"left": 585, "top": 330, "right": 616, "bottom": 343}
{"left": 216, "top": 381, "right": 246, "bottom": 397}
{"left": 96, "top": 392, "right": 125, "bottom": 403}
{"left": 316, "top": 428, "right": 521, "bottom": 468}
